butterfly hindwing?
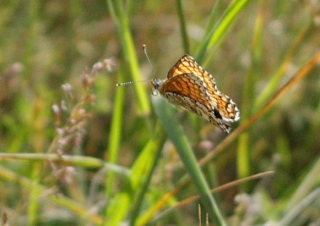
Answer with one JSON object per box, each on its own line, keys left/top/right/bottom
{"left": 153, "top": 55, "right": 240, "bottom": 133}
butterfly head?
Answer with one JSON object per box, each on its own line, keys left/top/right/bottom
{"left": 151, "top": 79, "right": 164, "bottom": 96}
{"left": 151, "top": 78, "right": 163, "bottom": 90}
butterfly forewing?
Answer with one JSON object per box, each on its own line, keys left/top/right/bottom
{"left": 154, "top": 55, "right": 240, "bottom": 133}
{"left": 159, "top": 73, "right": 211, "bottom": 110}
{"left": 167, "top": 55, "right": 204, "bottom": 79}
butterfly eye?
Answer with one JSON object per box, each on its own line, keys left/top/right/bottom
{"left": 151, "top": 79, "right": 161, "bottom": 89}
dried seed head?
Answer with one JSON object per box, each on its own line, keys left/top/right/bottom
{"left": 62, "top": 83, "right": 74, "bottom": 100}
{"left": 82, "top": 73, "right": 93, "bottom": 89}
{"left": 52, "top": 104, "right": 60, "bottom": 115}
{"left": 91, "top": 62, "right": 104, "bottom": 75}
{"left": 85, "top": 94, "right": 96, "bottom": 104}
{"left": 60, "top": 100, "right": 68, "bottom": 111}
{"left": 103, "top": 58, "right": 116, "bottom": 72}
{"left": 11, "top": 63, "right": 23, "bottom": 74}
{"left": 91, "top": 58, "right": 116, "bottom": 75}
{"left": 62, "top": 83, "right": 72, "bottom": 93}
{"left": 62, "top": 166, "right": 76, "bottom": 184}
{"left": 56, "top": 128, "right": 64, "bottom": 136}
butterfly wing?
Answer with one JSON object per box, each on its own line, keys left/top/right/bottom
{"left": 167, "top": 55, "right": 206, "bottom": 79}
{"left": 159, "top": 73, "right": 232, "bottom": 133}
{"left": 167, "top": 55, "right": 240, "bottom": 123}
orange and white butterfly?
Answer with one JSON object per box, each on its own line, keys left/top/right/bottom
{"left": 151, "top": 55, "right": 240, "bottom": 133}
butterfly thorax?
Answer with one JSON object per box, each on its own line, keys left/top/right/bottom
{"left": 151, "top": 78, "right": 164, "bottom": 90}
{"left": 151, "top": 78, "right": 165, "bottom": 96}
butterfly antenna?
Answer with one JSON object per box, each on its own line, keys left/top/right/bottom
{"left": 115, "top": 44, "right": 154, "bottom": 87}
{"left": 116, "top": 81, "right": 136, "bottom": 87}
{"left": 116, "top": 80, "right": 150, "bottom": 87}
{"left": 142, "top": 44, "right": 156, "bottom": 78}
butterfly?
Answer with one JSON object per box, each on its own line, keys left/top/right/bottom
{"left": 151, "top": 55, "right": 240, "bottom": 133}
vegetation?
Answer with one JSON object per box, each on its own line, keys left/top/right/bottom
{"left": 0, "top": 0, "right": 319, "bottom": 225}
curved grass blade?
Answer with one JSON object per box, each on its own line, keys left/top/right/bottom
{"left": 196, "top": 0, "right": 252, "bottom": 63}
{"left": 254, "top": 21, "right": 313, "bottom": 111}
{"left": 0, "top": 153, "right": 130, "bottom": 177}
{"left": 150, "top": 96, "right": 226, "bottom": 226}
{"left": 279, "top": 188, "right": 320, "bottom": 226}
{"left": 104, "top": 192, "right": 130, "bottom": 226}
{"left": 285, "top": 156, "right": 320, "bottom": 210}
{"left": 204, "top": 0, "right": 224, "bottom": 39}
{"left": 130, "top": 124, "right": 166, "bottom": 225}
{"left": 105, "top": 65, "right": 125, "bottom": 196}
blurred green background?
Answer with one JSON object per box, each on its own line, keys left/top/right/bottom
{"left": 0, "top": 0, "right": 319, "bottom": 225}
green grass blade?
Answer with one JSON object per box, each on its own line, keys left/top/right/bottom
{"left": 130, "top": 125, "right": 165, "bottom": 225}
{"left": 237, "top": 0, "right": 264, "bottom": 182}
{"left": 203, "top": 0, "right": 224, "bottom": 39}
{"left": 105, "top": 65, "right": 125, "bottom": 196}
{"left": 28, "top": 100, "right": 46, "bottom": 226}
{"left": 285, "top": 156, "right": 320, "bottom": 210}
{"left": 129, "top": 124, "right": 165, "bottom": 191}
{"left": 196, "top": 0, "right": 252, "bottom": 63}
{"left": 152, "top": 96, "right": 226, "bottom": 226}
{"left": 207, "top": 0, "right": 251, "bottom": 48}
{"left": 104, "top": 192, "right": 131, "bottom": 226}
{"left": 106, "top": 0, "right": 150, "bottom": 115}
{"left": 0, "top": 153, "right": 130, "bottom": 176}
{"left": 25, "top": 0, "right": 43, "bottom": 216}
{"left": 103, "top": 65, "right": 126, "bottom": 225}
{"left": 28, "top": 163, "right": 42, "bottom": 226}
{"left": 176, "top": 0, "right": 190, "bottom": 54}
{"left": 279, "top": 188, "right": 320, "bottom": 226}
{"left": 253, "top": 21, "right": 312, "bottom": 111}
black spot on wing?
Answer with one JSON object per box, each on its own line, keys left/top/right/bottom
{"left": 213, "top": 109, "right": 222, "bottom": 119}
